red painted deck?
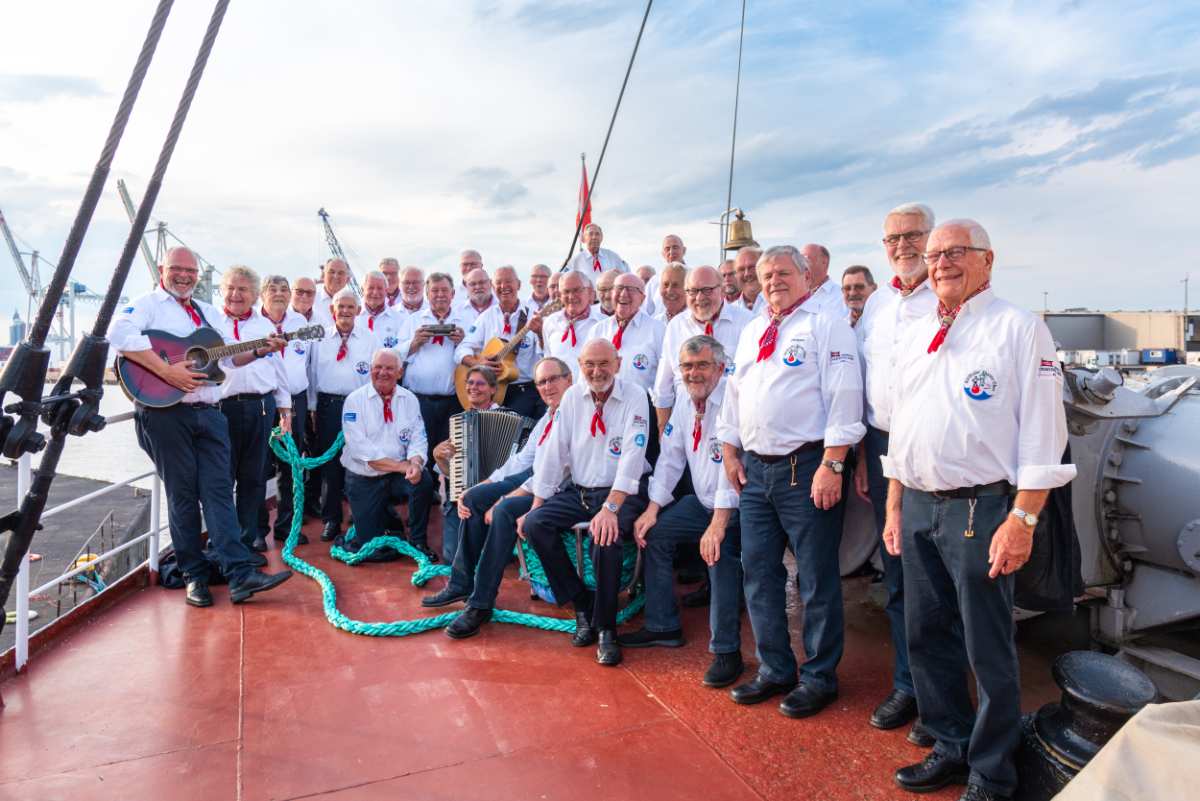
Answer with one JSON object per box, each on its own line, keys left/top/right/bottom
{"left": 0, "top": 513, "right": 1062, "bottom": 801}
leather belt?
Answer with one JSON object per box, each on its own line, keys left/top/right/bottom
{"left": 222, "top": 392, "right": 269, "bottom": 402}
{"left": 747, "top": 440, "right": 824, "bottom": 464}
{"left": 930, "top": 480, "right": 1014, "bottom": 500}
{"left": 182, "top": 402, "right": 218, "bottom": 410}
{"left": 317, "top": 392, "right": 347, "bottom": 402}
{"left": 415, "top": 392, "right": 456, "bottom": 400}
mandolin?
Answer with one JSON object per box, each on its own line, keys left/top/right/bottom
{"left": 454, "top": 300, "right": 562, "bottom": 409}
{"left": 115, "top": 324, "right": 325, "bottom": 408}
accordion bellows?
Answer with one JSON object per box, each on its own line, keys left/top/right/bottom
{"left": 448, "top": 410, "right": 533, "bottom": 501}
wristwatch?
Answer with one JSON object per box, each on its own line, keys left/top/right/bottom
{"left": 603, "top": 501, "right": 620, "bottom": 514}
{"left": 1011, "top": 508, "right": 1039, "bottom": 528}
{"left": 822, "top": 458, "right": 845, "bottom": 474}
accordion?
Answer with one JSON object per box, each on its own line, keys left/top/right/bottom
{"left": 447, "top": 409, "right": 534, "bottom": 502}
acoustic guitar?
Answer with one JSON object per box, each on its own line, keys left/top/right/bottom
{"left": 454, "top": 300, "right": 562, "bottom": 409}
{"left": 115, "top": 324, "right": 325, "bottom": 408}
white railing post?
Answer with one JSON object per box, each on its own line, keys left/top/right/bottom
{"left": 15, "top": 453, "right": 32, "bottom": 672}
{"left": 149, "top": 470, "right": 162, "bottom": 580}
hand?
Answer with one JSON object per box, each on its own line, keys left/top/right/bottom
{"left": 278, "top": 409, "right": 293, "bottom": 433}
{"left": 988, "top": 516, "right": 1034, "bottom": 579}
{"left": 409, "top": 327, "right": 432, "bottom": 350}
{"left": 404, "top": 461, "right": 424, "bottom": 484}
{"left": 854, "top": 457, "right": 871, "bottom": 502}
{"left": 162, "top": 361, "right": 208, "bottom": 392}
{"left": 632, "top": 508, "right": 657, "bottom": 548}
{"left": 516, "top": 513, "right": 528, "bottom": 541}
{"left": 699, "top": 523, "right": 725, "bottom": 566}
{"left": 811, "top": 465, "right": 842, "bottom": 510}
{"left": 484, "top": 502, "right": 498, "bottom": 525}
{"left": 882, "top": 510, "right": 902, "bottom": 556}
{"left": 433, "top": 440, "right": 456, "bottom": 463}
{"left": 449, "top": 326, "right": 466, "bottom": 344}
{"left": 456, "top": 489, "right": 472, "bottom": 520}
{"left": 527, "top": 315, "right": 544, "bottom": 335}
{"left": 265, "top": 334, "right": 288, "bottom": 353}
{"left": 481, "top": 358, "right": 503, "bottom": 373}
{"left": 722, "top": 445, "right": 746, "bottom": 493}
{"left": 589, "top": 507, "right": 620, "bottom": 547}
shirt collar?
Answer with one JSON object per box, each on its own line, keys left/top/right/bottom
{"left": 693, "top": 380, "right": 725, "bottom": 414}
{"left": 958, "top": 286, "right": 996, "bottom": 316}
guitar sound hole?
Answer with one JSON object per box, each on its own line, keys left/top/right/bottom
{"left": 186, "top": 347, "right": 209, "bottom": 370}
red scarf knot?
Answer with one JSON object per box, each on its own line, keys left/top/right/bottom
{"left": 503, "top": 312, "right": 512, "bottom": 335}
{"left": 381, "top": 394, "right": 393, "bottom": 423}
{"left": 927, "top": 282, "right": 990, "bottom": 354}
{"left": 593, "top": 255, "right": 602, "bottom": 272}
{"left": 891, "top": 275, "right": 924, "bottom": 297}
{"left": 386, "top": 288, "right": 400, "bottom": 307}
{"left": 612, "top": 318, "right": 629, "bottom": 350}
{"left": 537, "top": 415, "right": 554, "bottom": 445}
{"left": 561, "top": 311, "right": 587, "bottom": 347}
{"left": 589, "top": 388, "right": 611, "bottom": 437}
{"left": 336, "top": 332, "right": 350, "bottom": 361}
{"left": 704, "top": 319, "right": 714, "bottom": 337}
{"left": 692, "top": 399, "right": 706, "bottom": 452}
{"left": 261, "top": 307, "right": 285, "bottom": 335}
{"left": 431, "top": 313, "right": 449, "bottom": 345}
{"left": 224, "top": 307, "right": 252, "bottom": 340}
{"left": 756, "top": 294, "right": 810, "bottom": 363}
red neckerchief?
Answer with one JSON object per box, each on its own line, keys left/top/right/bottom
{"left": 561, "top": 309, "right": 589, "bottom": 346}
{"left": 224, "top": 306, "right": 252, "bottom": 340}
{"left": 499, "top": 302, "right": 520, "bottom": 335}
{"left": 692, "top": 398, "right": 706, "bottom": 452}
{"left": 365, "top": 304, "right": 385, "bottom": 331}
{"left": 431, "top": 311, "right": 450, "bottom": 345}
{"left": 592, "top": 253, "right": 602, "bottom": 272}
{"left": 294, "top": 306, "right": 312, "bottom": 322}
{"left": 890, "top": 275, "right": 925, "bottom": 297}
{"left": 261, "top": 307, "right": 285, "bottom": 335}
{"left": 402, "top": 298, "right": 424, "bottom": 312}
{"left": 335, "top": 330, "right": 351, "bottom": 361}
{"left": 928, "top": 282, "right": 990, "bottom": 354}
{"left": 381, "top": 392, "right": 393, "bottom": 423}
{"left": 611, "top": 316, "right": 632, "bottom": 350}
{"left": 386, "top": 288, "right": 400, "bottom": 307}
{"left": 162, "top": 281, "right": 201, "bottom": 326}
{"left": 537, "top": 413, "right": 554, "bottom": 445}
{"left": 590, "top": 386, "right": 612, "bottom": 437}
{"left": 756, "top": 294, "right": 811, "bottom": 362}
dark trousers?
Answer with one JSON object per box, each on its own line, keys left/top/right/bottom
{"left": 502, "top": 381, "right": 545, "bottom": 421}
{"left": 864, "top": 425, "right": 914, "bottom": 695}
{"left": 344, "top": 469, "right": 435, "bottom": 546}
{"left": 315, "top": 393, "right": 347, "bottom": 526}
{"left": 446, "top": 471, "right": 532, "bottom": 595}
{"left": 740, "top": 450, "right": 845, "bottom": 693}
{"left": 257, "top": 391, "right": 307, "bottom": 540}
{"left": 134, "top": 403, "right": 254, "bottom": 584}
{"left": 643, "top": 496, "right": 743, "bottom": 654}
{"left": 468, "top": 493, "right": 534, "bottom": 610}
{"left": 221, "top": 393, "right": 276, "bottom": 547}
{"left": 902, "top": 488, "right": 1020, "bottom": 796}
{"left": 415, "top": 392, "right": 458, "bottom": 464}
{"left": 523, "top": 479, "right": 649, "bottom": 630}
{"left": 303, "top": 402, "right": 321, "bottom": 515}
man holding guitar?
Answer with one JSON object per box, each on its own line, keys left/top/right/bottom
{"left": 111, "top": 247, "right": 293, "bottom": 608}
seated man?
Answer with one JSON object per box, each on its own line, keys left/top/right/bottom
{"left": 518, "top": 339, "right": 652, "bottom": 666}
{"left": 339, "top": 349, "right": 433, "bottom": 558}
{"left": 621, "top": 335, "right": 744, "bottom": 687}
{"left": 426, "top": 357, "right": 573, "bottom": 611}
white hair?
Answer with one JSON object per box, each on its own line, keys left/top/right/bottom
{"left": 937, "top": 218, "right": 992, "bottom": 249}
{"left": 220, "top": 264, "right": 261, "bottom": 295}
{"left": 371, "top": 347, "right": 401, "bottom": 366}
{"left": 584, "top": 223, "right": 603, "bottom": 236}
{"left": 332, "top": 287, "right": 360, "bottom": 305}
{"left": 561, "top": 269, "right": 594, "bottom": 291}
{"left": 757, "top": 245, "right": 810, "bottom": 274}
{"left": 886, "top": 202, "right": 936, "bottom": 232}
{"left": 362, "top": 270, "right": 387, "bottom": 287}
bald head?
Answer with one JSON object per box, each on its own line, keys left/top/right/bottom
{"left": 464, "top": 267, "right": 492, "bottom": 305}
{"left": 686, "top": 265, "right": 723, "bottom": 321}
{"left": 596, "top": 269, "right": 619, "bottom": 314}
{"left": 661, "top": 235, "right": 686, "bottom": 265}
{"left": 292, "top": 276, "right": 316, "bottom": 314}
{"left": 160, "top": 246, "right": 200, "bottom": 299}
{"left": 800, "top": 244, "right": 830, "bottom": 285}
{"left": 323, "top": 258, "right": 350, "bottom": 295}
{"left": 613, "top": 272, "right": 646, "bottom": 321}
{"left": 579, "top": 337, "right": 619, "bottom": 392}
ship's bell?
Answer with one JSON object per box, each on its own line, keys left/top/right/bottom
{"left": 723, "top": 209, "right": 758, "bottom": 251}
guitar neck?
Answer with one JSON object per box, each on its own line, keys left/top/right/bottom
{"left": 208, "top": 329, "right": 297, "bottom": 361}
{"left": 495, "top": 301, "right": 561, "bottom": 359}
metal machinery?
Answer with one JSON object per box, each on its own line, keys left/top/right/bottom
{"left": 116, "top": 179, "right": 217, "bottom": 303}
{"left": 317, "top": 207, "right": 361, "bottom": 295}
{"left": 1063, "top": 364, "right": 1200, "bottom": 698}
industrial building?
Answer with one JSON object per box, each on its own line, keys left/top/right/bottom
{"left": 1041, "top": 310, "right": 1199, "bottom": 365}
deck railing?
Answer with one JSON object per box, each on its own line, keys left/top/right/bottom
{"left": 10, "top": 410, "right": 166, "bottom": 672}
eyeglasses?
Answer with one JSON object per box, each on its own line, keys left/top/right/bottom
{"left": 679, "top": 359, "right": 717, "bottom": 371}
{"left": 614, "top": 286, "right": 643, "bottom": 296}
{"left": 923, "top": 246, "right": 988, "bottom": 265}
{"left": 683, "top": 286, "right": 720, "bottom": 298}
{"left": 882, "top": 230, "right": 929, "bottom": 247}
{"left": 534, "top": 373, "right": 570, "bottom": 388}
{"left": 293, "top": 289, "right": 316, "bottom": 297}
{"left": 560, "top": 288, "right": 586, "bottom": 297}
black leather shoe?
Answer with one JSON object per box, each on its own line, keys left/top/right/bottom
{"left": 320, "top": 522, "right": 340, "bottom": 542}
{"left": 414, "top": 543, "right": 439, "bottom": 563}
{"left": 681, "top": 579, "right": 711, "bottom": 608}
{"left": 730, "top": 675, "right": 797, "bottom": 705}
{"left": 422, "top": 587, "right": 468, "bottom": 608}
{"left": 596, "top": 629, "right": 622, "bottom": 666}
{"left": 908, "top": 720, "right": 935, "bottom": 748}
{"left": 958, "top": 782, "right": 1009, "bottom": 801}
{"left": 251, "top": 535, "right": 268, "bottom": 552}
{"left": 185, "top": 580, "right": 213, "bottom": 608}
{"left": 702, "top": 652, "right": 745, "bottom": 688}
{"left": 446, "top": 607, "right": 492, "bottom": 639}
{"left": 275, "top": 531, "right": 307, "bottom": 546}
{"left": 871, "top": 688, "right": 919, "bottom": 730}
{"left": 229, "top": 570, "right": 293, "bottom": 604}
{"left": 895, "top": 751, "right": 970, "bottom": 793}
{"left": 616, "top": 627, "right": 685, "bottom": 648}
{"left": 247, "top": 551, "right": 268, "bottom": 568}
{"left": 571, "top": 609, "right": 597, "bottom": 647}
{"left": 779, "top": 683, "right": 838, "bottom": 718}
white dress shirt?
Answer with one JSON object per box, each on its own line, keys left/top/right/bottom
{"left": 809, "top": 278, "right": 851, "bottom": 319}
{"left": 339, "top": 383, "right": 428, "bottom": 477}
{"left": 880, "top": 288, "right": 1076, "bottom": 492}
{"left": 644, "top": 273, "right": 661, "bottom": 316}
{"left": 312, "top": 284, "right": 354, "bottom": 333}
{"left": 566, "top": 247, "right": 628, "bottom": 276}
{"left": 356, "top": 305, "right": 408, "bottom": 352}
{"left": 214, "top": 310, "right": 290, "bottom": 409}
{"left": 649, "top": 382, "right": 739, "bottom": 511}
{"left": 110, "top": 286, "right": 226, "bottom": 405}
{"left": 532, "top": 377, "right": 652, "bottom": 498}
{"left": 737, "top": 293, "right": 766, "bottom": 315}
{"left": 486, "top": 410, "right": 550, "bottom": 483}
{"left": 307, "top": 325, "right": 379, "bottom": 404}
{"left": 527, "top": 294, "right": 553, "bottom": 313}
{"left": 717, "top": 296, "right": 865, "bottom": 455}
{"left": 455, "top": 301, "right": 541, "bottom": 383}
{"left": 653, "top": 302, "right": 752, "bottom": 409}
{"left": 391, "top": 297, "right": 429, "bottom": 318}
{"left": 452, "top": 294, "right": 497, "bottom": 326}
{"left": 858, "top": 279, "right": 938, "bottom": 431}
{"left": 593, "top": 309, "right": 665, "bottom": 394}
{"left": 402, "top": 306, "right": 472, "bottom": 396}
{"left": 259, "top": 307, "right": 313, "bottom": 397}
{"left": 543, "top": 306, "right": 606, "bottom": 377}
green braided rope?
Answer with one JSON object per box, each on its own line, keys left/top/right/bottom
{"left": 268, "top": 431, "right": 643, "bottom": 636}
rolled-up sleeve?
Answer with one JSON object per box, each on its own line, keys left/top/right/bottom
{"left": 652, "top": 337, "right": 677, "bottom": 409}
{"left": 715, "top": 372, "right": 743, "bottom": 449}
{"left": 531, "top": 402, "right": 571, "bottom": 499}
{"left": 613, "top": 395, "right": 649, "bottom": 496}
{"left": 647, "top": 412, "right": 686, "bottom": 507}
{"left": 454, "top": 321, "right": 485, "bottom": 365}
{"left": 340, "top": 393, "right": 383, "bottom": 468}
{"left": 712, "top": 467, "right": 740, "bottom": 510}
{"left": 819, "top": 318, "right": 866, "bottom": 447}
{"left": 1015, "top": 319, "right": 1077, "bottom": 490}
{"left": 110, "top": 299, "right": 154, "bottom": 353}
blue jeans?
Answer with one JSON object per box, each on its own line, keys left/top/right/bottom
{"left": 135, "top": 404, "right": 255, "bottom": 583}
{"left": 221, "top": 393, "right": 276, "bottom": 547}
{"left": 643, "top": 496, "right": 743, "bottom": 654}
{"left": 315, "top": 393, "right": 347, "bottom": 526}
{"left": 739, "top": 449, "right": 844, "bottom": 693}
{"left": 864, "top": 425, "right": 914, "bottom": 695}
{"left": 902, "top": 487, "right": 1019, "bottom": 795}
{"left": 445, "top": 471, "right": 531, "bottom": 595}
{"left": 467, "top": 494, "right": 534, "bottom": 610}
{"left": 343, "top": 469, "right": 435, "bottom": 547}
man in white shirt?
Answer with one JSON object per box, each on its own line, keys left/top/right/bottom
{"left": 379, "top": 258, "right": 402, "bottom": 307}
{"left": 356, "top": 271, "right": 407, "bottom": 351}
{"left": 800, "top": 244, "right": 851, "bottom": 319}
{"left": 527, "top": 264, "right": 552, "bottom": 311}
{"left": 451, "top": 267, "right": 493, "bottom": 324}
{"left": 636, "top": 265, "right": 656, "bottom": 285}
{"left": 520, "top": 339, "right": 653, "bottom": 666}
{"left": 111, "top": 247, "right": 292, "bottom": 607}
{"left": 338, "top": 349, "right": 434, "bottom": 561}
{"left": 456, "top": 265, "right": 545, "bottom": 420}
{"left": 393, "top": 266, "right": 428, "bottom": 317}
{"left": 855, "top": 202, "right": 940, "bottom": 739}
{"left": 653, "top": 262, "right": 688, "bottom": 326}
{"left": 643, "top": 234, "right": 685, "bottom": 316}
{"left": 290, "top": 276, "right": 317, "bottom": 322}
{"left": 881, "top": 220, "right": 1075, "bottom": 801}
{"left": 565, "top": 223, "right": 627, "bottom": 276}
{"left": 654, "top": 265, "right": 752, "bottom": 430}
{"left": 719, "top": 258, "right": 740, "bottom": 303}
{"left": 734, "top": 246, "right": 765, "bottom": 314}
{"left": 841, "top": 265, "right": 876, "bottom": 328}
{"left": 307, "top": 288, "right": 379, "bottom": 542}
{"left": 715, "top": 245, "right": 864, "bottom": 718}
{"left": 215, "top": 266, "right": 292, "bottom": 556}
{"left": 313, "top": 258, "right": 353, "bottom": 332}
{"left": 596, "top": 269, "right": 618, "bottom": 316}
{"left": 443, "top": 358, "right": 575, "bottom": 637}
{"left": 543, "top": 271, "right": 604, "bottom": 375}
{"left": 594, "top": 273, "right": 664, "bottom": 395}
{"left": 621, "top": 335, "right": 744, "bottom": 688}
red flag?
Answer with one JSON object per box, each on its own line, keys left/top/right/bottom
{"left": 575, "top": 154, "right": 592, "bottom": 232}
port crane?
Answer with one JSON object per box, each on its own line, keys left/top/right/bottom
{"left": 116, "top": 178, "right": 217, "bottom": 302}
{"left": 317, "top": 207, "right": 361, "bottom": 294}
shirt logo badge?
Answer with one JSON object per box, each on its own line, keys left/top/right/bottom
{"left": 122, "top": 306, "right": 135, "bottom": 313}
{"left": 663, "top": 422, "right": 673, "bottom": 436}
{"left": 632, "top": 353, "right": 649, "bottom": 370}
{"left": 343, "top": 412, "right": 357, "bottom": 422}
{"left": 782, "top": 342, "right": 806, "bottom": 367}
{"left": 383, "top": 336, "right": 398, "bottom": 348}
{"left": 964, "top": 369, "right": 997, "bottom": 401}
{"left": 634, "top": 432, "right": 646, "bottom": 447}
{"left": 355, "top": 360, "right": 370, "bottom": 375}
{"left": 724, "top": 360, "right": 735, "bottom": 376}
{"left": 293, "top": 343, "right": 306, "bottom": 356}
{"left": 608, "top": 436, "right": 623, "bottom": 457}
{"left": 399, "top": 428, "right": 411, "bottom": 443}
{"left": 709, "top": 440, "right": 723, "bottom": 464}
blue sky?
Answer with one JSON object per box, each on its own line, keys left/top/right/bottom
{"left": 2, "top": 0, "right": 1198, "bottom": 339}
